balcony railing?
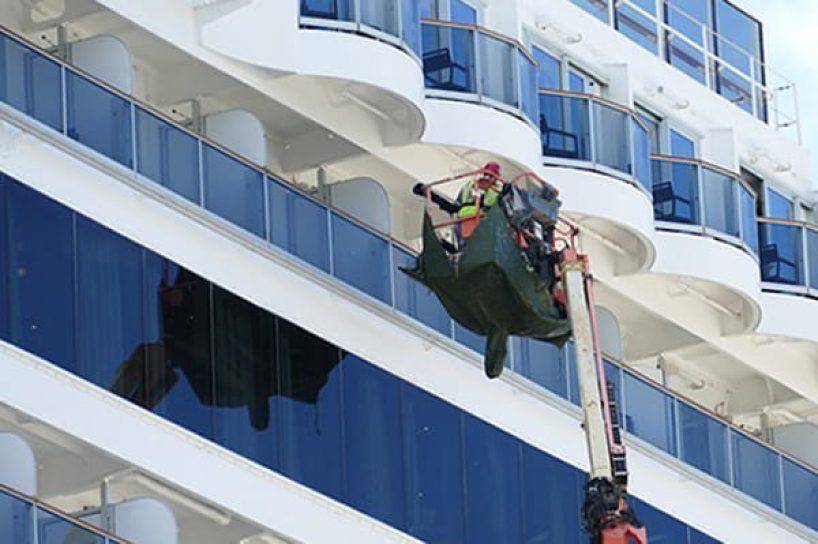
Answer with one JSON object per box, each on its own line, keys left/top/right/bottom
{"left": 300, "top": 0, "right": 422, "bottom": 56}
{"left": 421, "top": 20, "right": 538, "bottom": 125}
{"left": 2, "top": 25, "right": 817, "bottom": 535}
{"left": 538, "top": 89, "right": 652, "bottom": 193}
{"left": 651, "top": 155, "right": 758, "bottom": 254}
{"left": 757, "top": 218, "right": 818, "bottom": 296}
{"left": 0, "top": 483, "right": 128, "bottom": 544}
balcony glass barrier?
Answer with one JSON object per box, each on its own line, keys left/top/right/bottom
{"left": 300, "top": 0, "right": 422, "bottom": 56}
{"left": 539, "top": 90, "right": 652, "bottom": 193}
{"left": 568, "top": 0, "right": 793, "bottom": 129}
{"left": 0, "top": 485, "right": 126, "bottom": 544}
{"left": 757, "top": 219, "right": 818, "bottom": 295}
{"left": 421, "top": 21, "right": 538, "bottom": 125}
{"left": 652, "top": 156, "right": 757, "bottom": 254}
{"left": 2, "top": 28, "right": 817, "bottom": 534}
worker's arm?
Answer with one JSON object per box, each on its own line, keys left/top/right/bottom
{"left": 412, "top": 183, "right": 461, "bottom": 214}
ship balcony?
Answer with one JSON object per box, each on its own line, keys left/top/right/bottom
{"left": 757, "top": 219, "right": 818, "bottom": 297}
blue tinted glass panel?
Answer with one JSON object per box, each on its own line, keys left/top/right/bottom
{"left": 202, "top": 145, "right": 265, "bottom": 237}
{"left": 740, "top": 184, "right": 758, "bottom": 253}
{"left": 615, "top": 0, "right": 658, "bottom": 53}
{"left": 463, "top": 415, "right": 522, "bottom": 543}
{"left": 782, "top": 458, "right": 818, "bottom": 530}
{"left": 593, "top": 102, "right": 629, "bottom": 173}
{"left": 277, "top": 319, "right": 343, "bottom": 500}
{"left": 392, "top": 246, "right": 451, "bottom": 335}
{"left": 419, "top": 0, "right": 438, "bottom": 18}
{"left": 451, "top": 0, "right": 477, "bottom": 24}
{"left": 568, "top": 72, "right": 585, "bottom": 93}
{"left": 689, "top": 527, "right": 721, "bottom": 544}
{"left": 331, "top": 213, "right": 390, "bottom": 303}
{"left": 301, "top": 0, "right": 354, "bottom": 21}
{"left": 0, "top": 176, "right": 5, "bottom": 339}
{"left": 0, "top": 490, "right": 33, "bottom": 544}
{"left": 402, "top": 0, "right": 422, "bottom": 54}
{"left": 539, "top": 93, "right": 591, "bottom": 161}
{"left": 422, "top": 23, "right": 476, "bottom": 93}
{"left": 513, "top": 337, "right": 567, "bottom": 398}
{"left": 143, "top": 254, "right": 214, "bottom": 439}
{"left": 479, "top": 34, "right": 517, "bottom": 108}
{"left": 624, "top": 372, "right": 676, "bottom": 454}
{"left": 652, "top": 159, "right": 700, "bottom": 225}
{"left": 571, "top": 0, "right": 610, "bottom": 23}
{"left": 268, "top": 180, "right": 330, "bottom": 273}
{"left": 135, "top": 108, "right": 200, "bottom": 204}
{"left": 714, "top": 0, "right": 762, "bottom": 78}
{"left": 731, "top": 430, "right": 782, "bottom": 509}
{"left": 533, "top": 47, "right": 560, "bottom": 90}
{"left": 807, "top": 228, "right": 818, "bottom": 291}
{"left": 665, "top": 0, "right": 708, "bottom": 84}
{"left": 566, "top": 342, "right": 580, "bottom": 405}
{"left": 702, "top": 168, "right": 739, "bottom": 238}
{"left": 758, "top": 222, "right": 803, "bottom": 285}
{"left": 212, "top": 285, "right": 278, "bottom": 471}
{"left": 519, "top": 51, "right": 538, "bottom": 123}
{"left": 343, "top": 355, "right": 405, "bottom": 527}
{"left": 37, "top": 509, "right": 104, "bottom": 544}
{"left": 403, "top": 383, "right": 466, "bottom": 542}
{"left": 521, "top": 444, "right": 584, "bottom": 544}
{"left": 632, "top": 499, "right": 688, "bottom": 544}
{"left": 454, "top": 322, "right": 484, "bottom": 355}
{"left": 766, "top": 188, "right": 793, "bottom": 220}
{"left": 5, "top": 180, "right": 76, "bottom": 372}
{"left": 632, "top": 117, "right": 652, "bottom": 192}
{"left": 360, "top": 0, "right": 400, "bottom": 36}
{"left": 669, "top": 129, "right": 695, "bottom": 158}
{"left": 603, "top": 360, "right": 623, "bottom": 422}
{"left": 0, "top": 34, "right": 63, "bottom": 132}
{"left": 76, "top": 216, "right": 146, "bottom": 404}
{"left": 678, "top": 401, "right": 729, "bottom": 483}
{"left": 66, "top": 70, "right": 132, "bottom": 167}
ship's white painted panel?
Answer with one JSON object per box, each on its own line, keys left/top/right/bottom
{"left": 114, "top": 498, "right": 178, "bottom": 544}
{"left": 205, "top": 109, "right": 266, "bottom": 166}
{"left": 759, "top": 292, "right": 818, "bottom": 343}
{"left": 70, "top": 36, "right": 134, "bottom": 94}
{"left": 0, "top": 109, "right": 813, "bottom": 544}
{"left": 330, "top": 177, "right": 391, "bottom": 234}
{"left": 0, "top": 433, "right": 37, "bottom": 495}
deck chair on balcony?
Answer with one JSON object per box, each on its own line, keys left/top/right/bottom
{"left": 301, "top": 0, "right": 337, "bottom": 19}
{"left": 539, "top": 114, "right": 579, "bottom": 159}
{"left": 760, "top": 243, "right": 799, "bottom": 284}
{"left": 652, "top": 181, "right": 692, "bottom": 223}
{"left": 422, "top": 48, "right": 470, "bottom": 92}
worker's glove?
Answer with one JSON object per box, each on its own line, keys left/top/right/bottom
{"left": 412, "top": 182, "right": 427, "bottom": 196}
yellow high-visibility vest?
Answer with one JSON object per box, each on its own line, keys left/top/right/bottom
{"left": 457, "top": 179, "right": 500, "bottom": 219}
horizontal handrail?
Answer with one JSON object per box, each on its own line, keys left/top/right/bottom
{"left": 420, "top": 18, "right": 536, "bottom": 63}
{"left": 650, "top": 153, "right": 755, "bottom": 194}
{"left": 757, "top": 216, "right": 818, "bottom": 234}
{"left": 537, "top": 87, "right": 635, "bottom": 117}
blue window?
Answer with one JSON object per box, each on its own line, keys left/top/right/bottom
{"left": 713, "top": 0, "right": 764, "bottom": 117}
{"left": 403, "top": 383, "right": 466, "bottom": 542}
{"left": 766, "top": 188, "right": 793, "bottom": 220}
{"left": 277, "top": 319, "right": 344, "bottom": 500}
{"left": 632, "top": 117, "right": 652, "bottom": 191}
{"left": 5, "top": 179, "right": 76, "bottom": 373}
{"left": 268, "top": 180, "right": 330, "bottom": 273}
{"left": 571, "top": 0, "right": 610, "bottom": 24}
{"left": 615, "top": 0, "right": 658, "bottom": 53}
{"left": 342, "top": 355, "right": 406, "bottom": 527}
{"left": 665, "top": 0, "right": 709, "bottom": 84}
{"left": 652, "top": 159, "right": 700, "bottom": 225}
{"left": 419, "top": 0, "right": 439, "bottom": 18}
{"left": 76, "top": 216, "right": 145, "bottom": 402}
{"left": 513, "top": 337, "right": 567, "bottom": 398}
{"left": 782, "top": 458, "right": 818, "bottom": 531}
{"left": 211, "top": 285, "right": 279, "bottom": 471}
{"left": 0, "top": 177, "right": 5, "bottom": 340}
{"left": 202, "top": 144, "right": 265, "bottom": 237}
{"left": 66, "top": 70, "right": 132, "bottom": 167}
{"left": 533, "top": 46, "right": 561, "bottom": 90}
{"left": 702, "top": 167, "right": 739, "bottom": 238}
{"left": 135, "top": 108, "right": 201, "bottom": 204}
{"left": 731, "top": 430, "right": 782, "bottom": 510}
{"left": 0, "top": 489, "right": 33, "bottom": 544}
{"left": 0, "top": 34, "right": 63, "bottom": 132}
{"left": 689, "top": 527, "right": 721, "bottom": 544}
{"left": 450, "top": 0, "right": 477, "bottom": 24}
{"left": 568, "top": 71, "right": 586, "bottom": 93}
{"left": 392, "top": 246, "right": 451, "bottom": 335}
{"left": 758, "top": 221, "right": 803, "bottom": 285}
{"left": 739, "top": 184, "right": 758, "bottom": 253}
{"left": 593, "top": 102, "right": 630, "bottom": 173}
{"left": 539, "top": 92, "right": 591, "bottom": 161}
{"left": 678, "top": 401, "right": 729, "bottom": 483}
{"left": 402, "top": 0, "right": 422, "bottom": 54}
{"left": 331, "top": 213, "right": 391, "bottom": 303}
{"left": 421, "top": 23, "right": 476, "bottom": 94}
{"left": 632, "top": 499, "right": 688, "bottom": 543}
{"left": 37, "top": 509, "right": 105, "bottom": 544}
{"left": 635, "top": 107, "right": 661, "bottom": 154}
{"left": 670, "top": 129, "right": 695, "bottom": 158}
{"left": 301, "top": 0, "right": 354, "bottom": 22}
{"left": 143, "top": 253, "right": 215, "bottom": 440}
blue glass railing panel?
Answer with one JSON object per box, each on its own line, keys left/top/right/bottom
{"left": 665, "top": 4, "right": 707, "bottom": 85}
{"left": 301, "top": 0, "right": 355, "bottom": 22}
{"left": 731, "top": 430, "right": 782, "bottom": 510}
{"left": 421, "top": 23, "right": 476, "bottom": 94}
{"left": 38, "top": 509, "right": 105, "bottom": 544}
{"left": 202, "top": 144, "right": 265, "bottom": 237}
{"left": 702, "top": 167, "right": 740, "bottom": 238}
{"left": 453, "top": 322, "right": 485, "bottom": 355}
{"left": 782, "top": 458, "right": 818, "bottom": 531}
{"left": 623, "top": 372, "right": 677, "bottom": 455}
{"left": 478, "top": 33, "right": 517, "bottom": 108}
{"left": 758, "top": 221, "right": 803, "bottom": 285}
{"left": 678, "top": 400, "right": 730, "bottom": 484}
{"left": 331, "top": 213, "right": 391, "bottom": 303}
{"left": 592, "top": 102, "right": 629, "bottom": 174}
{"left": 0, "top": 33, "right": 63, "bottom": 132}
{"left": 739, "top": 184, "right": 758, "bottom": 253}
{"left": 0, "top": 489, "right": 33, "bottom": 544}
{"left": 807, "top": 227, "right": 818, "bottom": 291}
{"left": 401, "top": 0, "right": 421, "bottom": 54}
{"left": 538, "top": 93, "right": 591, "bottom": 161}
{"left": 513, "top": 337, "right": 568, "bottom": 399}
{"left": 66, "top": 70, "right": 132, "bottom": 168}
{"left": 571, "top": 0, "right": 610, "bottom": 23}
{"left": 360, "top": 0, "right": 400, "bottom": 36}
{"left": 518, "top": 50, "right": 538, "bottom": 124}
{"left": 615, "top": 0, "right": 658, "bottom": 54}
{"left": 268, "top": 180, "right": 331, "bottom": 273}
{"left": 392, "top": 246, "right": 451, "bottom": 335}
{"left": 652, "top": 159, "right": 700, "bottom": 225}
{"left": 631, "top": 118, "right": 651, "bottom": 192}
{"left": 135, "top": 107, "right": 201, "bottom": 205}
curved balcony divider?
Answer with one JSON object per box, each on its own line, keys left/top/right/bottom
{"left": 538, "top": 90, "right": 652, "bottom": 193}
{"left": 300, "top": 0, "right": 422, "bottom": 55}
{"left": 652, "top": 156, "right": 758, "bottom": 254}
{"left": 758, "top": 218, "right": 818, "bottom": 295}
{"left": 421, "top": 20, "right": 538, "bottom": 125}
{"left": 2, "top": 27, "right": 818, "bottom": 534}
{"left": 0, "top": 483, "right": 128, "bottom": 543}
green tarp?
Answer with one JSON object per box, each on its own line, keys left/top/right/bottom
{"left": 402, "top": 205, "right": 571, "bottom": 378}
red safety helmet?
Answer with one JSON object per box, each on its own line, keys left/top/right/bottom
{"left": 483, "top": 161, "right": 501, "bottom": 176}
